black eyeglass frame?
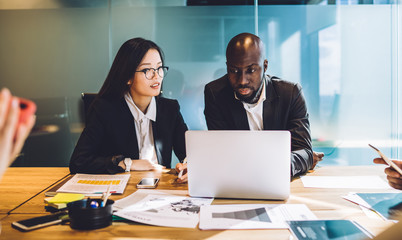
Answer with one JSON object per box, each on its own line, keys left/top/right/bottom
{"left": 135, "top": 66, "right": 169, "bottom": 80}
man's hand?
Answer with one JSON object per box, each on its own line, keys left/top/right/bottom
{"left": 310, "top": 151, "right": 324, "bottom": 170}
{"left": 374, "top": 158, "right": 402, "bottom": 190}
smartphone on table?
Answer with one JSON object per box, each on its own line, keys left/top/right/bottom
{"left": 136, "top": 178, "right": 159, "bottom": 189}
{"left": 12, "top": 211, "right": 68, "bottom": 231}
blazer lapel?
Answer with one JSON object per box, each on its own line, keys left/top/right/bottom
{"left": 119, "top": 98, "right": 140, "bottom": 158}
{"left": 263, "top": 76, "right": 279, "bottom": 130}
{"left": 152, "top": 99, "right": 163, "bottom": 165}
{"left": 152, "top": 121, "right": 163, "bottom": 165}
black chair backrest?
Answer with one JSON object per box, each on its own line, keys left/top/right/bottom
{"left": 81, "top": 93, "right": 97, "bottom": 124}
{"left": 12, "top": 96, "right": 73, "bottom": 167}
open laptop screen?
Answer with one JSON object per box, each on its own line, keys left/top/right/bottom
{"left": 186, "top": 130, "right": 290, "bottom": 200}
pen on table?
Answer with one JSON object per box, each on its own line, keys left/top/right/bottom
{"left": 101, "top": 183, "right": 112, "bottom": 207}
{"left": 369, "top": 144, "right": 402, "bottom": 175}
{"left": 178, "top": 158, "right": 187, "bottom": 178}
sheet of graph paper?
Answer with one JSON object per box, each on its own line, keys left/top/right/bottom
{"left": 56, "top": 173, "right": 130, "bottom": 194}
{"left": 199, "top": 204, "right": 317, "bottom": 230}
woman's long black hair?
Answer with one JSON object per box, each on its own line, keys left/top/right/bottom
{"left": 98, "top": 38, "right": 165, "bottom": 100}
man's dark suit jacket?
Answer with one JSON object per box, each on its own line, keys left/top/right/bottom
{"left": 69, "top": 96, "right": 187, "bottom": 174}
{"left": 204, "top": 74, "right": 313, "bottom": 177}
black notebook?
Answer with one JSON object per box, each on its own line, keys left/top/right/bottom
{"left": 287, "top": 220, "right": 373, "bottom": 240}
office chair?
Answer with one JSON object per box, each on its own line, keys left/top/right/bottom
{"left": 81, "top": 93, "right": 97, "bottom": 125}
{"left": 13, "top": 97, "right": 74, "bottom": 167}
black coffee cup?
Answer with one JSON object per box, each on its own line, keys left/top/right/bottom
{"left": 67, "top": 199, "right": 114, "bottom": 230}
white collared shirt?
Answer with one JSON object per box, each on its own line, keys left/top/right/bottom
{"left": 238, "top": 81, "right": 266, "bottom": 131}
{"left": 124, "top": 93, "right": 158, "bottom": 164}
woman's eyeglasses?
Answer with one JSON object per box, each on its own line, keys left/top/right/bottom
{"left": 135, "top": 66, "right": 169, "bottom": 80}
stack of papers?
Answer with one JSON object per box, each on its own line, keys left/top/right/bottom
{"left": 114, "top": 191, "right": 213, "bottom": 228}
{"left": 113, "top": 190, "right": 318, "bottom": 230}
{"left": 56, "top": 174, "right": 130, "bottom": 194}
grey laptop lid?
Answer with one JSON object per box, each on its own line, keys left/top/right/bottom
{"left": 186, "top": 130, "right": 290, "bottom": 200}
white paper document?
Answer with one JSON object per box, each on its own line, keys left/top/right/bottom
{"left": 56, "top": 173, "right": 130, "bottom": 194}
{"left": 114, "top": 189, "right": 189, "bottom": 211}
{"left": 343, "top": 192, "right": 402, "bottom": 221}
{"left": 342, "top": 192, "right": 372, "bottom": 209}
{"left": 342, "top": 193, "right": 383, "bottom": 219}
{"left": 114, "top": 194, "right": 213, "bottom": 228}
{"left": 199, "top": 204, "right": 317, "bottom": 230}
{"left": 301, "top": 176, "right": 391, "bottom": 189}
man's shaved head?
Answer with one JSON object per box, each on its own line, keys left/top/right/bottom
{"left": 226, "top": 33, "right": 265, "bottom": 63}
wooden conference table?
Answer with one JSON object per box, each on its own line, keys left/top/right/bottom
{"left": 0, "top": 166, "right": 398, "bottom": 239}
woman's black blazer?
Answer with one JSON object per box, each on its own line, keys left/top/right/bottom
{"left": 69, "top": 96, "right": 187, "bottom": 174}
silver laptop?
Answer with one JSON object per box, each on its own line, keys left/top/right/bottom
{"left": 186, "top": 130, "right": 290, "bottom": 200}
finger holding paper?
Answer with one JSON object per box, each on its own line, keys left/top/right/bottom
{"left": 175, "top": 162, "right": 188, "bottom": 183}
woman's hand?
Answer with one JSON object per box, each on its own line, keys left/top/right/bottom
{"left": 130, "top": 159, "right": 165, "bottom": 171}
{"left": 175, "top": 162, "right": 188, "bottom": 183}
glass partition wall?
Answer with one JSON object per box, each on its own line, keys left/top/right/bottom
{"left": 0, "top": 0, "right": 400, "bottom": 167}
